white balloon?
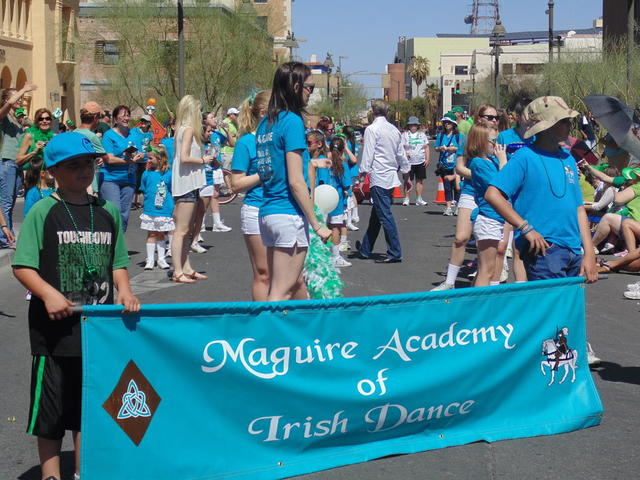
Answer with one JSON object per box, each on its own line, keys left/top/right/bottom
{"left": 314, "top": 184, "right": 339, "bottom": 215}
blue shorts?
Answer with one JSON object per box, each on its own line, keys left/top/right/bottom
{"left": 173, "top": 189, "right": 199, "bottom": 203}
{"left": 521, "top": 243, "right": 582, "bottom": 281}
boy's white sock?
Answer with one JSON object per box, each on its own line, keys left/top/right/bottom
{"left": 490, "top": 281, "right": 500, "bottom": 286}
{"left": 330, "top": 244, "right": 340, "bottom": 258}
{"left": 445, "top": 264, "right": 461, "bottom": 285}
{"left": 156, "top": 242, "right": 166, "bottom": 260}
{"left": 340, "top": 234, "right": 347, "bottom": 245}
{"left": 167, "top": 234, "right": 173, "bottom": 249}
{"left": 145, "top": 243, "right": 156, "bottom": 262}
{"left": 212, "top": 212, "right": 222, "bottom": 225}
{"left": 352, "top": 206, "right": 359, "bottom": 221}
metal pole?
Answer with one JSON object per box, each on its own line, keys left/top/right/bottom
{"left": 494, "top": 50, "right": 500, "bottom": 108}
{"left": 628, "top": 0, "right": 635, "bottom": 99}
{"left": 178, "top": 0, "right": 185, "bottom": 98}
{"left": 548, "top": 0, "right": 554, "bottom": 63}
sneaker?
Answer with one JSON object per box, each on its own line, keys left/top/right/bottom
{"left": 443, "top": 207, "right": 453, "bottom": 216}
{"left": 402, "top": 197, "right": 410, "bottom": 206}
{"left": 212, "top": 223, "right": 232, "bottom": 232}
{"left": 157, "top": 258, "right": 171, "bottom": 270}
{"left": 352, "top": 214, "right": 360, "bottom": 224}
{"left": 144, "top": 259, "right": 155, "bottom": 270}
{"left": 333, "top": 256, "right": 352, "bottom": 267}
{"left": 75, "top": 473, "right": 81, "bottom": 480}
{"left": 626, "top": 281, "right": 640, "bottom": 290}
{"left": 468, "top": 270, "right": 477, "bottom": 278}
{"left": 190, "top": 243, "right": 207, "bottom": 254}
{"left": 623, "top": 289, "right": 640, "bottom": 300}
{"left": 197, "top": 234, "right": 204, "bottom": 243}
{"left": 165, "top": 248, "right": 172, "bottom": 258}
{"left": 416, "top": 197, "right": 427, "bottom": 206}
{"left": 431, "top": 282, "right": 454, "bottom": 291}
{"left": 599, "top": 242, "right": 615, "bottom": 254}
{"left": 587, "top": 343, "right": 601, "bottom": 365}
{"left": 339, "top": 241, "right": 351, "bottom": 252}
{"left": 346, "top": 222, "right": 359, "bottom": 231}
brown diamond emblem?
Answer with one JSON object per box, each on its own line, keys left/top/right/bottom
{"left": 103, "top": 360, "right": 161, "bottom": 446}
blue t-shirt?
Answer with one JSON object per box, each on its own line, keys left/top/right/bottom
{"left": 470, "top": 156, "right": 503, "bottom": 223}
{"left": 460, "top": 157, "right": 475, "bottom": 197}
{"left": 140, "top": 170, "right": 174, "bottom": 217}
{"left": 491, "top": 145, "right": 583, "bottom": 253}
{"left": 101, "top": 129, "right": 138, "bottom": 184}
{"left": 24, "top": 187, "right": 53, "bottom": 217}
{"left": 130, "top": 127, "right": 154, "bottom": 161}
{"left": 256, "top": 111, "right": 309, "bottom": 217}
{"left": 497, "top": 128, "right": 535, "bottom": 160}
{"left": 231, "top": 133, "right": 263, "bottom": 208}
{"left": 316, "top": 161, "right": 352, "bottom": 217}
{"left": 160, "top": 137, "right": 175, "bottom": 168}
{"left": 435, "top": 133, "right": 463, "bottom": 170}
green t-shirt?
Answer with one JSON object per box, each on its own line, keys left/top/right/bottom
{"left": 457, "top": 118, "right": 472, "bottom": 135}
{"left": 13, "top": 196, "right": 129, "bottom": 356}
{"left": 625, "top": 183, "right": 640, "bottom": 222}
{"left": 75, "top": 128, "right": 106, "bottom": 154}
{"left": 220, "top": 118, "right": 238, "bottom": 154}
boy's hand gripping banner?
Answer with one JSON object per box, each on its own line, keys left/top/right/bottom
{"left": 81, "top": 278, "right": 603, "bottom": 479}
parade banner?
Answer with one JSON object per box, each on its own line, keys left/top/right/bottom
{"left": 81, "top": 278, "right": 603, "bottom": 480}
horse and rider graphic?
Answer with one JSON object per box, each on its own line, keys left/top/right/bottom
{"left": 540, "top": 327, "right": 578, "bottom": 386}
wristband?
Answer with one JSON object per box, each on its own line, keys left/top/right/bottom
{"left": 312, "top": 225, "right": 321, "bottom": 233}
{"left": 521, "top": 226, "right": 534, "bottom": 235}
{"left": 1, "top": 225, "right": 7, "bottom": 228}
{"left": 516, "top": 220, "right": 529, "bottom": 232}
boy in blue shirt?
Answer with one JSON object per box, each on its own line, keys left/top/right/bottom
{"left": 485, "top": 96, "right": 598, "bottom": 284}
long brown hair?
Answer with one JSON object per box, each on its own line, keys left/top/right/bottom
{"left": 329, "top": 137, "right": 346, "bottom": 178}
{"left": 306, "top": 130, "right": 327, "bottom": 158}
{"left": 464, "top": 124, "right": 491, "bottom": 159}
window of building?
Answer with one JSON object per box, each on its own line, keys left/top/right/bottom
{"left": 254, "top": 0, "right": 268, "bottom": 3}
{"left": 256, "top": 16, "right": 268, "bottom": 29}
{"left": 454, "top": 65, "right": 469, "bottom": 75}
{"left": 515, "top": 63, "right": 543, "bottom": 74}
{"left": 95, "top": 41, "right": 120, "bottom": 65}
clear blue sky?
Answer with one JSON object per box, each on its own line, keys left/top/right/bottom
{"left": 292, "top": 0, "right": 602, "bottom": 88}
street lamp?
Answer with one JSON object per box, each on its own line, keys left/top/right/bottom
{"left": 282, "top": 31, "right": 299, "bottom": 61}
{"left": 323, "top": 53, "right": 334, "bottom": 102}
{"left": 546, "top": 1, "right": 555, "bottom": 63}
{"left": 490, "top": 18, "right": 506, "bottom": 109}
{"left": 470, "top": 64, "right": 478, "bottom": 112}
{"left": 177, "top": 0, "right": 185, "bottom": 98}
{"left": 337, "top": 56, "right": 348, "bottom": 109}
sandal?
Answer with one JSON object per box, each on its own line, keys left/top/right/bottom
{"left": 596, "top": 258, "right": 611, "bottom": 273}
{"left": 171, "top": 273, "right": 196, "bottom": 284}
{"left": 187, "top": 271, "right": 208, "bottom": 280}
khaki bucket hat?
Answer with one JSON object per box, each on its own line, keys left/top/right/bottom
{"left": 523, "top": 96, "right": 579, "bottom": 139}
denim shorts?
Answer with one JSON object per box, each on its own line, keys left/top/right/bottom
{"left": 174, "top": 189, "right": 199, "bottom": 203}
{"left": 521, "top": 243, "right": 582, "bottom": 281}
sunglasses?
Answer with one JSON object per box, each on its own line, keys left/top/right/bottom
{"left": 38, "top": 116, "right": 52, "bottom": 122}
{"left": 303, "top": 82, "right": 315, "bottom": 93}
{"left": 480, "top": 114, "right": 499, "bottom": 122}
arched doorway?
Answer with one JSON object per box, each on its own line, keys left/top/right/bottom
{"left": 16, "top": 69, "right": 27, "bottom": 90}
{"left": 0, "top": 66, "right": 12, "bottom": 89}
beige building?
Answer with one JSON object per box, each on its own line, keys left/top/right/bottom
{"left": 1, "top": 0, "right": 80, "bottom": 120}
{"left": 78, "top": 0, "right": 293, "bottom": 105}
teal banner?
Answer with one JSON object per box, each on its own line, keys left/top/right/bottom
{"left": 81, "top": 278, "right": 603, "bottom": 480}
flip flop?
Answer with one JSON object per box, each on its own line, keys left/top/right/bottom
{"left": 171, "top": 273, "right": 196, "bottom": 284}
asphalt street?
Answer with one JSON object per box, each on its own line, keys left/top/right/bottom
{"left": 1, "top": 177, "right": 639, "bottom": 480}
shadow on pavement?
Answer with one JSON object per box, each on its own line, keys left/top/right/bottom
{"left": 592, "top": 361, "right": 640, "bottom": 385}
{"left": 18, "top": 451, "right": 75, "bottom": 480}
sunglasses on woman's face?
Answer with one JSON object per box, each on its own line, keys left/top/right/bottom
{"left": 303, "top": 82, "right": 315, "bottom": 93}
{"left": 38, "top": 116, "right": 52, "bottom": 122}
{"left": 480, "top": 114, "right": 499, "bottom": 122}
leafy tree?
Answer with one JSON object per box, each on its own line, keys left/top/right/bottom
{"left": 86, "top": 0, "right": 276, "bottom": 116}
{"left": 407, "top": 56, "right": 430, "bottom": 97}
{"left": 309, "top": 75, "right": 368, "bottom": 125}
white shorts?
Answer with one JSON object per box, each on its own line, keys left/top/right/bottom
{"left": 259, "top": 214, "right": 310, "bottom": 248}
{"left": 457, "top": 193, "right": 477, "bottom": 211}
{"left": 473, "top": 214, "right": 504, "bottom": 241}
{"left": 240, "top": 204, "right": 260, "bottom": 235}
{"left": 327, "top": 214, "right": 345, "bottom": 225}
{"left": 140, "top": 214, "right": 175, "bottom": 232}
{"left": 213, "top": 169, "right": 225, "bottom": 185}
{"left": 199, "top": 185, "right": 214, "bottom": 197}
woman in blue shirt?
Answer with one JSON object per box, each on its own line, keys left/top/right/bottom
{"left": 256, "top": 62, "right": 332, "bottom": 302}
{"left": 230, "top": 90, "right": 271, "bottom": 301}
{"left": 100, "top": 105, "right": 144, "bottom": 231}
{"left": 434, "top": 114, "right": 462, "bottom": 215}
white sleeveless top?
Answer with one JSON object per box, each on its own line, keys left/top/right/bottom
{"left": 172, "top": 125, "right": 206, "bottom": 196}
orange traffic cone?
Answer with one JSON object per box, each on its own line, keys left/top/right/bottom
{"left": 392, "top": 186, "right": 404, "bottom": 198}
{"left": 434, "top": 178, "right": 446, "bottom": 204}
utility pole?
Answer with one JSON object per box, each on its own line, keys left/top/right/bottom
{"left": 178, "top": 0, "right": 185, "bottom": 98}
{"left": 628, "top": 0, "right": 635, "bottom": 99}
{"left": 547, "top": 0, "right": 554, "bottom": 64}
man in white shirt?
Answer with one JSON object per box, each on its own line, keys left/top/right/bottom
{"left": 355, "top": 100, "right": 411, "bottom": 263}
{"left": 401, "top": 116, "right": 430, "bottom": 206}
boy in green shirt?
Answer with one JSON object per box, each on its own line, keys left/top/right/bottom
{"left": 12, "top": 132, "right": 140, "bottom": 480}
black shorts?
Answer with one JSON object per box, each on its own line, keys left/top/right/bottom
{"left": 27, "top": 355, "right": 82, "bottom": 439}
{"left": 409, "top": 163, "right": 427, "bottom": 180}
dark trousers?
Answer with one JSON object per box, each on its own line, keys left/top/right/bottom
{"left": 360, "top": 186, "right": 402, "bottom": 259}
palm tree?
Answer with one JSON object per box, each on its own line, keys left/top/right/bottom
{"left": 407, "top": 56, "right": 430, "bottom": 97}
{"left": 425, "top": 84, "right": 440, "bottom": 128}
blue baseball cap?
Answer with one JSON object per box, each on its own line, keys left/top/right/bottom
{"left": 44, "top": 132, "right": 103, "bottom": 168}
